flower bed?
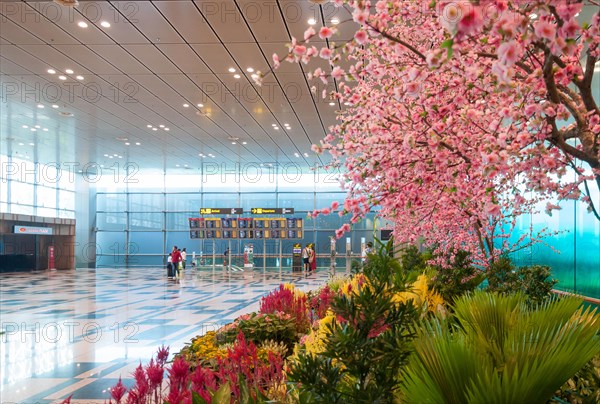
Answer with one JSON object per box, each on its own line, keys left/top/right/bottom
{"left": 99, "top": 246, "right": 599, "bottom": 404}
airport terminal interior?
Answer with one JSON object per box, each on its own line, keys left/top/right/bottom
{"left": 1, "top": 0, "right": 599, "bottom": 402}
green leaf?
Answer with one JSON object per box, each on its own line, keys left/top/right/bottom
{"left": 429, "top": 0, "right": 437, "bottom": 9}
{"left": 192, "top": 391, "right": 208, "bottom": 404}
{"left": 211, "top": 382, "right": 231, "bottom": 404}
{"left": 441, "top": 39, "right": 454, "bottom": 59}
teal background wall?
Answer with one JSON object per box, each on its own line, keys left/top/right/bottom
{"left": 510, "top": 197, "right": 600, "bottom": 299}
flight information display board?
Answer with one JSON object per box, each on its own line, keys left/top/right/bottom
{"left": 189, "top": 217, "right": 302, "bottom": 239}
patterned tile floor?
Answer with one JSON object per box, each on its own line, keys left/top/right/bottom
{"left": 0, "top": 266, "right": 336, "bottom": 403}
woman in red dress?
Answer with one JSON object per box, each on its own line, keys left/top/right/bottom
{"left": 309, "top": 244, "right": 317, "bottom": 272}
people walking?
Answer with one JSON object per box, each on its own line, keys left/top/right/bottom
{"left": 223, "top": 247, "right": 229, "bottom": 270}
{"left": 302, "top": 244, "right": 310, "bottom": 272}
{"left": 309, "top": 244, "right": 317, "bottom": 272}
{"left": 181, "top": 248, "right": 187, "bottom": 269}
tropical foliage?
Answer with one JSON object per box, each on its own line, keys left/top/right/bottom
{"left": 401, "top": 292, "right": 600, "bottom": 403}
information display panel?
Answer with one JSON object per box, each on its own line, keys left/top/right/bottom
{"left": 188, "top": 217, "right": 303, "bottom": 239}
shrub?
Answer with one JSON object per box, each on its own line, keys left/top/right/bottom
{"left": 429, "top": 249, "right": 484, "bottom": 305}
{"left": 487, "top": 256, "right": 557, "bottom": 305}
{"left": 216, "top": 312, "right": 299, "bottom": 352}
{"left": 287, "top": 240, "right": 419, "bottom": 403}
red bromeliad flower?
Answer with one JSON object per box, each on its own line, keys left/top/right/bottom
{"left": 110, "top": 377, "right": 127, "bottom": 403}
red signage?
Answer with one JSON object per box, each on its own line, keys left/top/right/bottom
{"left": 13, "top": 226, "right": 53, "bottom": 235}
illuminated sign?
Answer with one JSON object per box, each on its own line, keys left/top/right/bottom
{"left": 250, "top": 208, "right": 294, "bottom": 214}
{"left": 200, "top": 208, "right": 243, "bottom": 215}
{"left": 13, "top": 226, "right": 53, "bottom": 235}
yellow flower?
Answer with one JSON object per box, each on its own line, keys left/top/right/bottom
{"left": 284, "top": 282, "right": 307, "bottom": 299}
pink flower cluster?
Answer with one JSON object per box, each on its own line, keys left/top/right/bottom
{"left": 267, "top": 0, "right": 599, "bottom": 265}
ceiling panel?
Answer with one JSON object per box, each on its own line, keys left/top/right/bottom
{"left": 87, "top": 44, "right": 152, "bottom": 74}
{"left": 121, "top": 44, "right": 181, "bottom": 74}
{"left": 153, "top": 1, "right": 219, "bottom": 44}
{"left": 2, "top": 2, "right": 78, "bottom": 45}
{"left": 76, "top": 1, "right": 150, "bottom": 44}
{"left": 124, "top": 1, "right": 184, "bottom": 44}
{"left": 194, "top": 0, "right": 254, "bottom": 43}
{"left": 155, "top": 44, "right": 211, "bottom": 74}
{"left": 0, "top": 17, "right": 44, "bottom": 45}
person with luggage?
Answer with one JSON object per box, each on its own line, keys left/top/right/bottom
{"left": 166, "top": 253, "right": 174, "bottom": 279}
{"left": 171, "top": 246, "right": 182, "bottom": 279}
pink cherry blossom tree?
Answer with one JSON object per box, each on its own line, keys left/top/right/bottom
{"left": 260, "top": 0, "right": 599, "bottom": 266}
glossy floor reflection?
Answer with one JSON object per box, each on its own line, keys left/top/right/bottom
{"left": 0, "top": 267, "right": 332, "bottom": 403}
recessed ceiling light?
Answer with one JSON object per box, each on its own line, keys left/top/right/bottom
{"left": 103, "top": 154, "right": 109, "bottom": 157}
{"left": 228, "top": 67, "right": 236, "bottom": 73}
{"left": 29, "top": 142, "right": 34, "bottom": 146}
{"left": 152, "top": 127, "right": 158, "bottom": 131}
{"left": 246, "top": 67, "right": 254, "bottom": 73}
{"left": 184, "top": 164, "right": 188, "bottom": 167}
{"left": 77, "top": 21, "right": 88, "bottom": 28}
{"left": 76, "top": 75, "right": 84, "bottom": 80}
{"left": 52, "top": 104, "right": 59, "bottom": 109}
{"left": 159, "top": 124, "right": 164, "bottom": 128}
{"left": 197, "top": 103, "right": 204, "bottom": 108}
{"left": 100, "top": 21, "right": 111, "bottom": 28}
{"left": 183, "top": 103, "right": 189, "bottom": 107}
{"left": 118, "top": 156, "right": 122, "bottom": 158}
{"left": 18, "top": 142, "right": 24, "bottom": 146}
{"left": 176, "top": 164, "right": 180, "bottom": 167}
{"left": 231, "top": 141, "right": 236, "bottom": 144}
{"left": 22, "top": 125, "right": 28, "bottom": 128}
{"left": 529, "top": 13, "right": 538, "bottom": 19}
{"left": 329, "top": 102, "right": 335, "bottom": 106}
{"left": 233, "top": 74, "right": 241, "bottom": 79}
{"left": 164, "top": 127, "right": 169, "bottom": 131}
{"left": 135, "top": 142, "right": 140, "bottom": 145}
{"left": 284, "top": 123, "right": 289, "bottom": 126}
{"left": 344, "top": 102, "right": 350, "bottom": 106}
{"left": 147, "top": 124, "right": 152, "bottom": 128}
{"left": 43, "top": 128, "right": 48, "bottom": 132}
{"left": 274, "top": 127, "right": 279, "bottom": 130}
{"left": 308, "top": 18, "right": 317, "bottom": 25}
{"left": 294, "top": 152, "right": 300, "bottom": 157}
{"left": 331, "top": 18, "right": 340, "bottom": 25}
{"left": 113, "top": 153, "right": 118, "bottom": 156}
{"left": 65, "top": 69, "right": 74, "bottom": 74}
{"left": 58, "top": 75, "right": 67, "bottom": 80}
{"left": 125, "top": 142, "right": 130, "bottom": 145}
{"left": 35, "top": 125, "right": 41, "bottom": 128}
{"left": 304, "top": 152, "right": 309, "bottom": 157}
{"left": 272, "top": 123, "right": 277, "bottom": 127}
{"left": 108, "top": 155, "right": 113, "bottom": 158}
{"left": 30, "top": 128, "right": 36, "bottom": 132}
{"left": 242, "top": 141, "right": 247, "bottom": 145}
{"left": 37, "top": 104, "right": 44, "bottom": 108}
{"left": 47, "top": 69, "right": 56, "bottom": 74}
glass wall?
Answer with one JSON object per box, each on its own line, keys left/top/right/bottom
{"left": 95, "top": 166, "right": 379, "bottom": 270}
{"left": 93, "top": 165, "right": 599, "bottom": 299}
{"left": 0, "top": 154, "right": 76, "bottom": 219}
{"left": 509, "top": 197, "right": 600, "bottom": 299}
